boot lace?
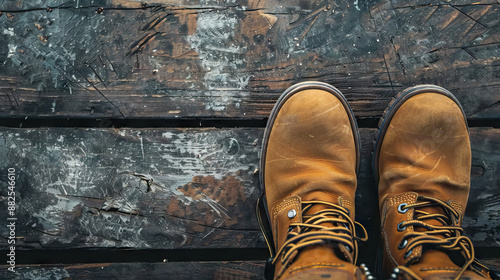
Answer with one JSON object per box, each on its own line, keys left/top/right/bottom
{"left": 273, "top": 200, "right": 368, "bottom": 278}
{"left": 394, "top": 195, "right": 489, "bottom": 280}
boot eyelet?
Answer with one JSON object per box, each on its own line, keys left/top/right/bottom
{"left": 345, "top": 208, "right": 351, "bottom": 216}
{"left": 397, "top": 222, "right": 407, "bottom": 231}
{"left": 398, "top": 239, "right": 408, "bottom": 250}
{"left": 287, "top": 209, "right": 297, "bottom": 219}
{"left": 344, "top": 244, "right": 352, "bottom": 253}
{"left": 398, "top": 203, "right": 408, "bottom": 214}
{"left": 404, "top": 249, "right": 413, "bottom": 259}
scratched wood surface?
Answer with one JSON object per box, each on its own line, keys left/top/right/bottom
{"left": 0, "top": 0, "right": 499, "bottom": 120}
{"left": 0, "top": 128, "right": 264, "bottom": 250}
{"left": 0, "top": 261, "right": 267, "bottom": 280}
{"left": 1, "top": 259, "right": 499, "bottom": 280}
{"left": 1, "top": 0, "right": 500, "bottom": 278}
{"left": 0, "top": 127, "right": 498, "bottom": 252}
{"left": 1, "top": 260, "right": 500, "bottom": 280}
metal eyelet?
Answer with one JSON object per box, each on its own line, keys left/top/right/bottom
{"left": 287, "top": 209, "right": 297, "bottom": 219}
{"left": 397, "top": 222, "right": 406, "bottom": 231}
{"left": 398, "top": 203, "right": 408, "bottom": 214}
{"left": 344, "top": 244, "right": 352, "bottom": 253}
{"left": 360, "top": 263, "right": 368, "bottom": 271}
{"left": 360, "top": 263, "right": 376, "bottom": 280}
{"left": 390, "top": 268, "right": 400, "bottom": 279}
{"left": 398, "top": 239, "right": 408, "bottom": 250}
{"left": 404, "top": 249, "right": 413, "bottom": 259}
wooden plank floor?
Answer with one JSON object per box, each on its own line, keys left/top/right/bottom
{"left": 0, "top": 128, "right": 498, "bottom": 278}
{"left": 1, "top": 0, "right": 499, "bottom": 278}
{"left": 0, "top": 0, "right": 498, "bottom": 121}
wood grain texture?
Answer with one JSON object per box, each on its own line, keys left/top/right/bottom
{"left": 0, "top": 0, "right": 498, "bottom": 120}
{"left": 0, "top": 127, "right": 263, "bottom": 249}
{"left": 0, "top": 127, "right": 498, "bottom": 252}
{"left": 0, "top": 259, "right": 498, "bottom": 280}
{"left": 0, "top": 261, "right": 266, "bottom": 280}
{"left": 465, "top": 127, "right": 500, "bottom": 247}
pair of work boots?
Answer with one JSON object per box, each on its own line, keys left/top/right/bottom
{"left": 257, "top": 82, "right": 498, "bottom": 280}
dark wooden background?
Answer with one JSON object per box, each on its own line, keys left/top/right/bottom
{"left": 0, "top": 0, "right": 499, "bottom": 279}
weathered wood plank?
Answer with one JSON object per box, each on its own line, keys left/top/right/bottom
{"left": 0, "top": 261, "right": 266, "bottom": 279}
{"left": 0, "top": 127, "right": 498, "bottom": 252}
{"left": 464, "top": 128, "right": 500, "bottom": 247}
{"left": 2, "top": 258, "right": 500, "bottom": 280}
{"left": 367, "top": 0, "right": 500, "bottom": 120}
{"left": 0, "top": 0, "right": 498, "bottom": 120}
{"left": 0, "top": 259, "right": 498, "bottom": 279}
{"left": 484, "top": 259, "right": 500, "bottom": 271}
{"left": 0, "top": 127, "right": 264, "bottom": 249}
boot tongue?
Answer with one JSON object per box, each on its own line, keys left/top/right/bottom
{"left": 414, "top": 205, "right": 449, "bottom": 229}
{"left": 407, "top": 198, "right": 459, "bottom": 269}
{"left": 301, "top": 191, "right": 353, "bottom": 219}
{"left": 302, "top": 191, "right": 339, "bottom": 213}
{"left": 298, "top": 191, "right": 354, "bottom": 263}
{"left": 406, "top": 204, "right": 472, "bottom": 280}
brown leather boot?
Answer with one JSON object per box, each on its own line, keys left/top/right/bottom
{"left": 373, "top": 85, "right": 496, "bottom": 280}
{"left": 257, "top": 82, "right": 372, "bottom": 280}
